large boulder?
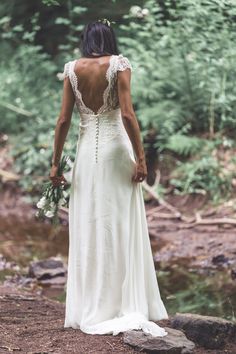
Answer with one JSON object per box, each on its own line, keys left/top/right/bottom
{"left": 28, "top": 257, "right": 67, "bottom": 285}
{"left": 171, "top": 313, "right": 236, "bottom": 349}
{"left": 123, "top": 327, "right": 195, "bottom": 353}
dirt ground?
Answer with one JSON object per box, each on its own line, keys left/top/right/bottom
{"left": 0, "top": 285, "right": 163, "bottom": 354}
{"left": 1, "top": 285, "right": 236, "bottom": 354}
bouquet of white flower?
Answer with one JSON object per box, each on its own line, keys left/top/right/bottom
{"left": 36, "top": 155, "right": 71, "bottom": 224}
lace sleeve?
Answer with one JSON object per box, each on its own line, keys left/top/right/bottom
{"left": 117, "top": 54, "right": 132, "bottom": 72}
{"left": 57, "top": 62, "right": 70, "bottom": 81}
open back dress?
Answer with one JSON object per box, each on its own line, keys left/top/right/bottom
{"left": 61, "top": 54, "right": 169, "bottom": 337}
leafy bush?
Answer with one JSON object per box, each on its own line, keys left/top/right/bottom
{"left": 165, "top": 134, "right": 206, "bottom": 157}
{"left": 120, "top": 0, "right": 236, "bottom": 143}
{"left": 0, "top": 43, "right": 79, "bottom": 191}
{"left": 0, "top": 44, "right": 57, "bottom": 133}
{"left": 170, "top": 140, "right": 232, "bottom": 202}
{"left": 118, "top": 0, "right": 236, "bottom": 200}
{"left": 1, "top": 0, "right": 236, "bottom": 202}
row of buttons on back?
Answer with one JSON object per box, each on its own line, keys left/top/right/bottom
{"left": 95, "top": 117, "right": 99, "bottom": 163}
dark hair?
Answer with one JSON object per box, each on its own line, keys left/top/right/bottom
{"left": 80, "top": 21, "right": 119, "bottom": 58}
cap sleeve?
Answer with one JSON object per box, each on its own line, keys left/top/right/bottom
{"left": 117, "top": 54, "right": 132, "bottom": 72}
{"left": 57, "top": 61, "right": 70, "bottom": 81}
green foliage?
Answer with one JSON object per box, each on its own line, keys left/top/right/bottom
{"left": 42, "top": 0, "right": 60, "bottom": 6}
{"left": 117, "top": 0, "right": 236, "bottom": 200}
{"left": 170, "top": 140, "right": 232, "bottom": 202}
{"left": 0, "top": 42, "right": 79, "bottom": 191}
{"left": 120, "top": 0, "right": 236, "bottom": 144}
{"left": 165, "top": 134, "right": 206, "bottom": 157}
{"left": 0, "top": 0, "right": 236, "bottom": 202}
{"left": 0, "top": 0, "right": 131, "bottom": 193}
{"left": 0, "top": 44, "right": 56, "bottom": 133}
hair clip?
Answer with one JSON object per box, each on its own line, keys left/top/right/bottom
{"left": 98, "top": 18, "right": 116, "bottom": 27}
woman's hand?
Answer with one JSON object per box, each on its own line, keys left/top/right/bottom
{"left": 132, "top": 159, "right": 147, "bottom": 183}
{"left": 49, "top": 165, "right": 67, "bottom": 187}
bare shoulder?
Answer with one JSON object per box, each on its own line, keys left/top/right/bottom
{"left": 116, "top": 54, "right": 133, "bottom": 72}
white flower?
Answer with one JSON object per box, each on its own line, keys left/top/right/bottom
{"left": 36, "top": 196, "right": 47, "bottom": 209}
{"left": 58, "top": 199, "right": 63, "bottom": 207}
{"left": 136, "top": 12, "right": 144, "bottom": 18}
{"left": 130, "top": 6, "right": 149, "bottom": 18}
{"left": 186, "top": 52, "right": 196, "bottom": 62}
{"left": 45, "top": 210, "right": 54, "bottom": 218}
{"left": 58, "top": 198, "right": 67, "bottom": 207}
{"left": 67, "top": 158, "right": 73, "bottom": 167}
{"left": 64, "top": 171, "right": 72, "bottom": 184}
{"left": 142, "top": 8, "right": 149, "bottom": 17}
{"left": 6, "top": 77, "right": 12, "bottom": 84}
{"left": 50, "top": 201, "right": 56, "bottom": 209}
{"left": 73, "top": 48, "right": 80, "bottom": 55}
{"left": 57, "top": 72, "right": 65, "bottom": 81}
{"left": 130, "top": 5, "right": 142, "bottom": 17}
{"left": 63, "top": 190, "right": 68, "bottom": 198}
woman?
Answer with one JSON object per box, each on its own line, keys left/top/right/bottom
{"left": 50, "top": 19, "right": 169, "bottom": 337}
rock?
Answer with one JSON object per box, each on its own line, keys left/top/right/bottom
{"left": 28, "top": 257, "right": 67, "bottom": 285}
{"left": 171, "top": 313, "right": 236, "bottom": 349}
{"left": 231, "top": 268, "right": 236, "bottom": 280}
{"left": 212, "top": 254, "right": 229, "bottom": 265}
{"left": 123, "top": 327, "right": 195, "bottom": 353}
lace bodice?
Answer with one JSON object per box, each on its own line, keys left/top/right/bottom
{"left": 59, "top": 54, "right": 132, "bottom": 115}
{"left": 59, "top": 54, "right": 133, "bottom": 164}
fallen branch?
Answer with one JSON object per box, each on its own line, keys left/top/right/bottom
{"left": 0, "top": 101, "right": 34, "bottom": 117}
{"left": 141, "top": 180, "right": 181, "bottom": 218}
{"left": 0, "top": 345, "right": 21, "bottom": 351}
{"left": 147, "top": 212, "right": 182, "bottom": 220}
{"left": 0, "top": 169, "right": 20, "bottom": 182}
{"left": 196, "top": 218, "right": 236, "bottom": 225}
{"left": 0, "top": 294, "right": 36, "bottom": 301}
{"left": 194, "top": 211, "right": 236, "bottom": 226}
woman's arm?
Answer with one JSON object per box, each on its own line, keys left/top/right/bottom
{"left": 117, "top": 69, "right": 147, "bottom": 183}
{"left": 50, "top": 76, "right": 75, "bottom": 185}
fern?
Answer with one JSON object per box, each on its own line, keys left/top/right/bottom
{"left": 165, "top": 134, "right": 205, "bottom": 156}
{"left": 170, "top": 155, "right": 232, "bottom": 202}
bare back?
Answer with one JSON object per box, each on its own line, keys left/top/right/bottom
{"left": 61, "top": 54, "right": 132, "bottom": 116}
{"left": 74, "top": 56, "right": 112, "bottom": 115}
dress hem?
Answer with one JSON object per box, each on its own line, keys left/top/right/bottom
{"left": 64, "top": 311, "right": 168, "bottom": 337}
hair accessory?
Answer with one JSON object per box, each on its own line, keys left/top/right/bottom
{"left": 98, "top": 18, "right": 116, "bottom": 27}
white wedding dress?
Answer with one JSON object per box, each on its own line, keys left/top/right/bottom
{"left": 61, "top": 54, "right": 169, "bottom": 337}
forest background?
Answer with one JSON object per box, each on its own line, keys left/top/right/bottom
{"left": 1, "top": 0, "right": 236, "bottom": 204}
